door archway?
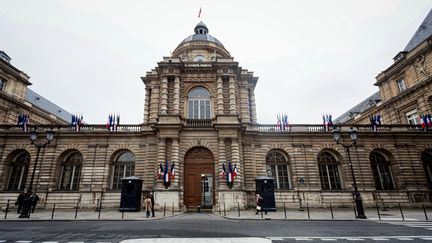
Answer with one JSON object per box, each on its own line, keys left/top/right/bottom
{"left": 184, "top": 146, "right": 214, "bottom": 210}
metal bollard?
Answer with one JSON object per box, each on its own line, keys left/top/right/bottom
{"left": 330, "top": 203, "right": 334, "bottom": 220}
{"left": 306, "top": 203, "right": 310, "bottom": 219}
{"left": 75, "top": 202, "right": 79, "bottom": 220}
{"left": 423, "top": 204, "right": 429, "bottom": 221}
{"left": 398, "top": 203, "right": 404, "bottom": 221}
{"left": 219, "top": 203, "right": 221, "bottom": 215}
{"left": 172, "top": 202, "right": 174, "bottom": 215}
{"left": 163, "top": 202, "right": 166, "bottom": 217}
{"left": 223, "top": 203, "right": 226, "bottom": 216}
{"left": 375, "top": 202, "right": 381, "bottom": 221}
{"left": 283, "top": 202, "right": 287, "bottom": 219}
{"left": 122, "top": 210, "right": 124, "bottom": 220}
{"left": 98, "top": 200, "right": 102, "bottom": 220}
{"left": 4, "top": 199, "right": 10, "bottom": 219}
{"left": 51, "top": 203, "right": 56, "bottom": 220}
{"left": 237, "top": 202, "right": 240, "bottom": 217}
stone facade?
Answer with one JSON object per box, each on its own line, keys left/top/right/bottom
{"left": 1, "top": 20, "right": 432, "bottom": 212}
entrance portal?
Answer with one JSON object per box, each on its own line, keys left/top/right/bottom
{"left": 184, "top": 147, "right": 214, "bottom": 210}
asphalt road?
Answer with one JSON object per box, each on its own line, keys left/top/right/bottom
{"left": 1, "top": 213, "right": 432, "bottom": 242}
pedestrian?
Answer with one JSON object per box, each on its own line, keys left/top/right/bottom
{"left": 149, "top": 192, "right": 155, "bottom": 217}
{"left": 255, "top": 193, "right": 267, "bottom": 215}
{"left": 144, "top": 194, "right": 152, "bottom": 218}
{"left": 30, "top": 193, "right": 40, "bottom": 213}
{"left": 15, "top": 191, "right": 25, "bottom": 214}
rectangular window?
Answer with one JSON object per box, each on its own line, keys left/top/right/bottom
{"left": 406, "top": 109, "right": 419, "bottom": 124}
{"left": 0, "top": 77, "right": 5, "bottom": 91}
{"left": 397, "top": 78, "right": 406, "bottom": 92}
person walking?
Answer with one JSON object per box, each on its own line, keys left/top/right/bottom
{"left": 30, "top": 193, "right": 40, "bottom": 213}
{"left": 255, "top": 193, "right": 267, "bottom": 214}
{"left": 15, "top": 191, "right": 25, "bottom": 214}
{"left": 149, "top": 192, "right": 155, "bottom": 217}
{"left": 144, "top": 194, "right": 152, "bottom": 218}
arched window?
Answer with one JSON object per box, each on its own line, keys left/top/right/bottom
{"left": 7, "top": 150, "right": 30, "bottom": 191}
{"left": 193, "top": 55, "right": 205, "bottom": 62}
{"left": 370, "top": 151, "right": 395, "bottom": 190}
{"left": 59, "top": 151, "right": 82, "bottom": 191}
{"left": 318, "top": 151, "right": 342, "bottom": 190}
{"left": 266, "top": 150, "right": 290, "bottom": 190}
{"left": 422, "top": 150, "right": 432, "bottom": 189}
{"left": 188, "top": 87, "right": 211, "bottom": 119}
{"left": 110, "top": 151, "right": 135, "bottom": 190}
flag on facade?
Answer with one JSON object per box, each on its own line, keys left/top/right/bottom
{"left": 276, "top": 114, "right": 281, "bottom": 130}
{"left": 17, "top": 114, "right": 29, "bottom": 132}
{"left": 157, "top": 161, "right": 163, "bottom": 179}
{"left": 282, "top": 113, "right": 289, "bottom": 131}
{"left": 220, "top": 162, "right": 226, "bottom": 177}
{"left": 428, "top": 113, "right": 432, "bottom": 128}
{"left": 369, "top": 114, "right": 381, "bottom": 132}
{"left": 322, "top": 113, "right": 333, "bottom": 132}
{"left": 71, "top": 114, "right": 83, "bottom": 132}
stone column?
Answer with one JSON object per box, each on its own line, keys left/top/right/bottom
{"left": 250, "top": 89, "right": 257, "bottom": 124}
{"left": 158, "top": 138, "right": 166, "bottom": 168}
{"left": 143, "top": 88, "right": 151, "bottom": 124}
{"left": 218, "top": 138, "right": 226, "bottom": 187}
{"left": 149, "top": 86, "right": 160, "bottom": 123}
{"left": 160, "top": 76, "right": 168, "bottom": 115}
{"left": 231, "top": 138, "right": 240, "bottom": 188}
{"left": 171, "top": 138, "right": 180, "bottom": 186}
{"left": 229, "top": 76, "right": 237, "bottom": 115}
{"left": 216, "top": 76, "right": 224, "bottom": 115}
{"left": 173, "top": 76, "right": 180, "bottom": 115}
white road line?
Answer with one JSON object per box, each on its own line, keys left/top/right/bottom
{"left": 371, "top": 238, "right": 390, "bottom": 241}
{"left": 16, "top": 241, "right": 32, "bottom": 243}
{"left": 396, "top": 238, "right": 414, "bottom": 241}
{"left": 421, "top": 238, "right": 432, "bottom": 241}
{"left": 121, "top": 238, "right": 271, "bottom": 243}
{"left": 346, "top": 238, "right": 365, "bottom": 241}
{"left": 295, "top": 238, "right": 313, "bottom": 241}
{"left": 320, "top": 239, "right": 338, "bottom": 241}
{"left": 42, "top": 242, "right": 58, "bottom": 243}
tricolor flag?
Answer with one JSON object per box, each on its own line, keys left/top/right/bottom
{"left": 369, "top": 114, "right": 382, "bottom": 132}
{"left": 71, "top": 114, "right": 83, "bottom": 132}
{"left": 282, "top": 113, "right": 289, "bottom": 131}
{"left": 322, "top": 113, "right": 333, "bottom": 132}
{"left": 428, "top": 113, "right": 432, "bottom": 128}
{"left": 17, "top": 114, "right": 29, "bottom": 132}
{"left": 221, "top": 161, "right": 237, "bottom": 188}
{"left": 276, "top": 114, "right": 281, "bottom": 130}
{"left": 157, "top": 161, "right": 163, "bottom": 179}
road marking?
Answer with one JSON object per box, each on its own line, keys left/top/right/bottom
{"left": 42, "top": 242, "right": 58, "bottom": 243}
{"left": 294, "top": 238, "right": 313, "bottom": 241}
{"left": 421, "top": 238, "right": 432, "bottom": 241}
{"left": 346, "top": 238, "right": 365, "bottom": 241}
{"left": 396, "top": 238, "right": 414, "bottom": 241}
{"left": 16, "top": 241, "right": 32, "bottom": 243}
{"left": 121, "top": 238, "right": 271, "bottom": 243}
{"left": 320, "top": 239, "right": 338, "bottom": 241}
{"left": 371, "top": 238, "right": 390, "bottom": 241}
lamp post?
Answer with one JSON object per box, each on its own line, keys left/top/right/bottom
{"left": 332, "top": 127, "right": 366, "bottom": 219}
{"left": 19, "top": 129, "right": 54, "bottom": 218}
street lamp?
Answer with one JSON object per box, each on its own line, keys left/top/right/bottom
{"left": 19, "top": 129, "right": 54, "bottom": 218}
{"left": 332, "top": 127, "right": 366, "bottom": 219}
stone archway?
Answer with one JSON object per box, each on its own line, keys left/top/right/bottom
{"left": 184, "top": 146, "right": 214, "bottom": 210}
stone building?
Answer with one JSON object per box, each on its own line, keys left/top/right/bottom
{"left": 1, "top": 15, "right": 432, "bottom": 212}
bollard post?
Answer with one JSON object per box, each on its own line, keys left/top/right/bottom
{"left": 98, "top": 198, "right": 102, "bottom": 220}
{"left": 261, "top": 207, "right": 263, "bottom": 219}
{"left": 330, "top": 203, "right": 334, "bottom": 220}
{"left": 306, "top": 203, "right": 310, "bottom": 220}
{"left": 423, "top": 204, "right": 429, "bottom": 221}
{"left": 283, "top": 202, "right": 287, "bottom": 219}
{"left": 398, "top": 203, "right": 404, "bottom": 221}
{"left": 51, "top": 203, "right": 56, "bottom": 220}
{"left": 75, "top": 202, "right": 79, "bottom": 219}
{"left": 223, "top": 203, "right": 226, "bottom": 216}
{"left": 237, "top": 202, "right": 240, "bottom": 217}
{"left": 375, "top": 202, "right": 381, "bottom": 221}
{"left": 353, "top": 202, "right": 357, "bottom": 219}
{"left": 163, "top": 202, "right": 166, "bottom": 217}
{"left": 172, "top": 202, "right": 174, "bottom": 216}
{"left": 219, "top": 203, "right": 221, "bottom": 215}
{"left": 122, "top": 210, "right": 124, "bottom": 220}
{"left": 4, "top": 199, "right": 10, "bottom": 219}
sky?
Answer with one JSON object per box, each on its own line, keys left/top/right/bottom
{"left": 1, "top": 0, "right": 431, "bottom": 124}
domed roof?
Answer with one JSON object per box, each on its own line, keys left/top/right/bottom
{"left": 179, "top": 21, "right": 224, "bottom": 47}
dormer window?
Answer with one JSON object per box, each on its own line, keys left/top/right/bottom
{"left": 397, "top": 78, "right": 407, "bottom": 92}
{"left": 193, "top": 55, "right": 205, "bottom": 62}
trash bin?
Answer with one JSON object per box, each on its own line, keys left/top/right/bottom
{"left": 119, "top": 176, "right": 142, "bottom": 212}
{"left": 256, "top": 176, "right": 276, "bottom": 211}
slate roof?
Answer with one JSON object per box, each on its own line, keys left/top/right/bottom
{"left": 334, "top": 91, "right": 381, "bottom": 124}
{"left": 403, "top": 9, "right": 432, "bottom": 52}
{"left": 180, "top": 22, "right": 224, "bottom": 47}
{"left": 26, "top": 89, "right": 72, "bottom": 123}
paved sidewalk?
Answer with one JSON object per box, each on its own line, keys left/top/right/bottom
{"left": 1, "top": 208, "right": 183, "bottom": 221}
{"left": 219, "top": 207, "right": 432, "bottom": 221}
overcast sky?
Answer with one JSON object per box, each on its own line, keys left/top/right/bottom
{"left": 1, "top": 0, "right": 431, "bottom": 124}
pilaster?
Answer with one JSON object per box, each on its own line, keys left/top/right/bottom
{"left": 229, "top": 76, "right": 237, "bottom": 115}
{"left": 217, "top": 76, "right": 224, "bottom": 115}
{"left": 160, "top": 76, "right": 168, "bottom": 115}
{"left": 173, "top": 76, "right": 180, "bottom": 115}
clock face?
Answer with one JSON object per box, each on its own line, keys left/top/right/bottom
{"left": 193, "top": 55, "right": 205, "bottom": 62}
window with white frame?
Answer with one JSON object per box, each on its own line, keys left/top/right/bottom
{"left": 188, "top": 87, "right": 211, "bottom": 119}
{"left": 7, "top": 150, "right": 30, "bottom": 191}
{"left": 318, "top": 151, "right": 342, "bottom": 190}
{"left": 370, "top": 151, "right": 395, "bottom": 190}
{"left": 266, "top": 150, "right": 291, "bottom": 190}
{"left": 59, "top": 151, "right": 82, "bottom": 191}
{"left": 397, "top": 78, "right": 406, "bottom": 92}
{"left": 110, "top": 151, "right": 135, "bottom": 190}
{"left": 406, "top": 109, "right": 420, "bottom": 124}
{"left": 0, "top": 77, "right": 6, "bottom": 91}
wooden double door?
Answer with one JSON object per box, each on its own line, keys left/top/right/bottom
{"left": 184, "top": 147, "right": 214, "bottom": 210}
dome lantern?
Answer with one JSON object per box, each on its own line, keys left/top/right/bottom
{"left": 194, "top": 21, "right": 209, "bottom": 35}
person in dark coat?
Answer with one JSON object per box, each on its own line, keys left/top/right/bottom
{"left": 149, "top": 192, "right": 155, "bottom": 217}
{"left": 30, "top": 193, "right": 39, "bottom": 213}
{"left": 255, "top": 193, "right": 267, "bottom": 215}
{"left": 15, "top": 192, "right": 25, "bottom": 214}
